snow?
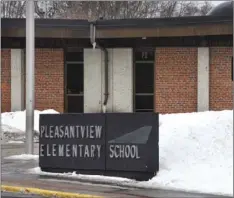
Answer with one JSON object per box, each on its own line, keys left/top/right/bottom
{"left": 1, "top": 109, "right": 59, "bottom": 143}
{"left": 5, "top": 154, "right": 39, "bottom": 160}
{"left": 2, "top": 109, "right": 233, "bottom": 196}
{"left": 1, "top": 124, "right": 24, "bottom": 133}
{"left": 2, "top": 109, "right": 59, "bottom": 133}
{"left": 154, "top": 110, "right": 233, "bottom": 196}
{"left": 29, "top": 167, "right": 131, "bottom": 185}
{"left": 7, "top": 140, "right": 24, "bottom": 144}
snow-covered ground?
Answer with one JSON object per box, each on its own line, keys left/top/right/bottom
{"left": 2, "top": 109, "right": 58, "bottom": 132}
{"left": 1, "top": 109, "right": 59, "bottom": 143}
{"left": 5, "top": 154, "right": 39, "bottom": 160}
{"left": 2, "top": 109, "right": 233, "bottom": 196}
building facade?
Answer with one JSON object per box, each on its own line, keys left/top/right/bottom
{"left": 1, "top": 15, "right": 233, "bottom": 114}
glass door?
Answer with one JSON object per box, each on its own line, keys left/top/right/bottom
{"left": 134, "top": 48, "right": 155, "bottom": 112}
{"left": 65, "top": 48, "right": 84, "bottom": 113}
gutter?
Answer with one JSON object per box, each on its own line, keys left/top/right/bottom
{"left": 94, "top": 16, "right": 233, "bottom": 30}
{"left": 90, "top": 23, "right": 109, "bottom": 113}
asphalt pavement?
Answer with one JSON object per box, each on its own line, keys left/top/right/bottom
{"left": 1, "top": 192, "right": 44, "bottom": 198}
{"left": 1, "top": 143, "right": 232, "bottom": 198}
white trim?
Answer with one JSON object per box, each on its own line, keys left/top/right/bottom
{"left": 11, "top": 49, "right": 25, "bottom": 111}
{"left": 197, "top": 47, "right": 209, "bottom": 112}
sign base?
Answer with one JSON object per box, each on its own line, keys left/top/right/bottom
{"left": 41, "top": 168, "right": 156, "bottom": 181}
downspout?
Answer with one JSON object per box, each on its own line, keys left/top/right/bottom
{"left": 90, "top": 23, "right": 109, "bottom": 113}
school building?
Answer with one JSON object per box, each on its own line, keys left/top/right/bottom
{"left": 1, "top": 3, "right": 233, "bottom": 114}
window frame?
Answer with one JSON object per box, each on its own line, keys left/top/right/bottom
{"left": 133, "top": 48, "right": 155, "bottom": 113}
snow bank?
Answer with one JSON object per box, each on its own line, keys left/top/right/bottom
{"left": 1, "top": 109, "right": 59, "bottom": 134}
{"left": 147, "top": 110, "right": 233, "bottom": 196}
{"left": 5, "top": 154, "right": 39, "bottom": 160}
{"left": 4, "top": 109, "right": 233, "bottom": 196}
{"left": 7, "top": 140, "right": 24, "bottom": 144}
{"left": 1, "top": 124, "right": 24, "bottom": 133}
{"left": 29, "top": 167, "right": 131, "bottom": 185}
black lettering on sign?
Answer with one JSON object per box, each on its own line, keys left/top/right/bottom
{"left": 109, "top": 145, "right": 140, "bottom": 159}
{"left": 40, "top": 125, "right": 102, "bottom": 139}
{"left": 40, "top": 144, "right": 102, "bottom": 158}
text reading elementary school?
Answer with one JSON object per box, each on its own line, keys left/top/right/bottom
{"left": 40, "top": 125, "right": 141, "bottom": 159}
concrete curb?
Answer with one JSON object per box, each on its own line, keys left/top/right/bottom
{"left": 1, "top": 185, "right": 103, "bottom": 198}
{"left": 40, "top": 174, "right": 129, "bottom": 188}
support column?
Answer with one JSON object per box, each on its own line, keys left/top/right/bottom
{"left": 25, "top": 0, "right": 35, "bottom": 154}
{"left": 84, "top": 49, "right": 103, "bottom": 113}
{"left": 112, "top": 48, "right": 133, "bottom": 112}
{"left": 11, "top": 49, "right": 25, "bottom": 111}
{"left": 197, "top": 47, "right": 209, "bottom": 112}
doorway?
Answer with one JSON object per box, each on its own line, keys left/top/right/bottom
{"left": 65, "top": 48, "right": 84, "bottom": 113}
{"left": 134, "top": 48, "right": 155, "bottom": 112}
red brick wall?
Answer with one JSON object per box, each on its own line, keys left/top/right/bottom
{"left": 2, "top": 47, "right": 232, "bottom": 114}
{"left": 155, "top": 48, "right": 197, "bottom": 114}
{"left": 209, "top": 47, "right": 233, "bottom": 110}
{"left": 1, "top": 49, "right": 11, "bottom": 112}
{"left": 35, "top": 49, "right": 64, "bottom": 112}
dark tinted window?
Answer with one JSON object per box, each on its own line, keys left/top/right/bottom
{"left": 66, "top": 63, "right": 83, "bottom": 94}
{"left": 134, "top": 48, "right": 155, "bottom": 112}
{"left": 67, "top": 96, "right": 83, "bottom": 113}
{"left": 135, "top": 63, "right": 154, "bottom": 93}
{"left": 135, "top": 95, "right": 154, "bottom": 111}
{"left": 66, "top": 51, "right": 83, "bottom": 62}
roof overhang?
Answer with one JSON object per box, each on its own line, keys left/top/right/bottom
{"left": 1, "top": 16, "right": 233, "bottom": 39}
{"left": 1, "top": 18, "right": 90, "bottom": 38}
{"left": 2, "top": 27, "right": 89, "bottom": 38}
{"left": 95, "top": 15, "right": 232, "bottom": 38}
{"left": 96, "top": 23, "right": 232, "bottom": 38}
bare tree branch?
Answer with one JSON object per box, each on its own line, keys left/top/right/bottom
{"left": 1, "top": 1, "right": 214, "bottom": 19}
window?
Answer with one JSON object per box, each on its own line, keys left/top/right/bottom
{"left": 134, "top": 48, "right": 155, "bottom": 112}
{"left": 65, "top": 48, "right": 84, "bottom": 113}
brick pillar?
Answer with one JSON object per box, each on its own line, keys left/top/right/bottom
{"left": 1, "top": 49, "right": 11, "bottom": 112}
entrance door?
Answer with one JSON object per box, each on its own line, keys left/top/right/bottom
{"left": 65, "top": 48, "right": 84, "bottom": 113}
{"left": 134, "top": 48, "right": 155, "bottom": 112}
